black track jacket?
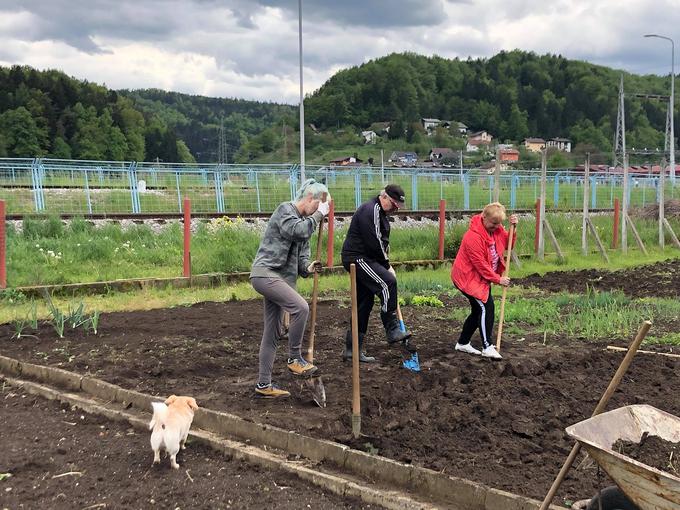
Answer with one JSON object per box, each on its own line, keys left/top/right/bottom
{"left": 341, "top": 196, "right": 390, "bottom": 266}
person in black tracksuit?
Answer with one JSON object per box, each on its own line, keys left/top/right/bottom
{"left": 341, "top": 184, "right": 415, "bottom": 362}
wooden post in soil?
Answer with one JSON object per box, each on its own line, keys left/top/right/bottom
{"left": 495, "top": 224, "right": 515, "bottom": 352}
{"left": 539, "top": 320, "right": 652, "bottom": 510}
{"left": 350, "top": 263, "right": 361, "bottom": 439}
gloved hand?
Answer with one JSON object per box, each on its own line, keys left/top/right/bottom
{"left": 316, "top": 200, "right": 330, "bottom": 216}
{"left": 388, "top": 265, "right": 396, "bottom": 277}
{"left": 307, "top": 260, "right": 323, "bottom": 274}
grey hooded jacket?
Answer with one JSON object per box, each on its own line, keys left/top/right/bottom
{"left": 250, "top": 202, "right": 323, "bottom": 286}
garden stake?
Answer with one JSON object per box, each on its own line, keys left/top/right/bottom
{"left": 304, "top": 194, "right": 328, "bottom": 408}
{"left": 538, "top": 320, "right": 652, "bottom": 510}
{"left": 496, "top": 223, "right": 515, "bottom": 352}
{"left": 398, "top": 303, "right": 420, "bottom": 372}
{"left": 350, "top": 263, "right": 361, "bottom": 438}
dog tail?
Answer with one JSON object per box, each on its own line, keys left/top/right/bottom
{"left": 149, "top": 401, "right": 168, "bottom": 430}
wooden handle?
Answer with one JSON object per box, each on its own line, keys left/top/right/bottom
{"left": 307, "top": 212, "right": 325, "bottom": 364}
{"left": 350, "top": 264, "right": 361, "bottom": 423}
{"left": 496, "top": 223, "right": 515, "bottom": 351}
{"left": 539, "top": 320, "right": 652, "bottom": 510}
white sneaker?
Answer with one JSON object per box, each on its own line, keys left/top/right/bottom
{"left": 455, "top": 343, "right": 482, "bottom": 355}
{"left": 482, "top": 346, "right": 503, "bottom": 360}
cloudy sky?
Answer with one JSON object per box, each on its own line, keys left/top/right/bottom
{"left": 0, "top": 0, "right": 677, "bottom": 104}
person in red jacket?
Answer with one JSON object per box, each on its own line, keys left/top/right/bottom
{"left": 451, "top": 202, "right": 518, "bottom": 360}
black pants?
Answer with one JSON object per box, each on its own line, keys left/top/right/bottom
{"left": 342, "top": 257, "right": 397, "bottom": 334}
{"left": 456, "top": 285, "right": 494, "bottom": 350}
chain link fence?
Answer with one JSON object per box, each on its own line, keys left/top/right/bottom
{"left": 1, "top": 157, "right": 678, "bottom": 215}
{"left": 1, "top": 157, "right": 680, "bottom": 288}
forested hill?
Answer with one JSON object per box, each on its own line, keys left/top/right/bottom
{"left": 0, "top": 65, "right": 295, "bottom": 163}
{"left": 122, "top": 89, "right": 295, "bottom": 162}
{"left": 305, "top": 51, "right": 673, "bottom": 153}
{"left": 0, "top": 52, "right": 674, "bottom": 164}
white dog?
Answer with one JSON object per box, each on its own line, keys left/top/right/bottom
{"left": 149, "top": 395, "right": 199, "bottom": 469}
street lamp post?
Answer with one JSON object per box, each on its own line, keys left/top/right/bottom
{"left": 298, "top": 0, "right": 306, "bottom": 182}
{"left": 645, "top": 34, "right": 675, "bottom": 183}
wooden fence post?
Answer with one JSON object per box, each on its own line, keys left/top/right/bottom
{"left": 612, "top": 197, "right": 620, "bottom": 249}
{"left": 183, "top": 198, "right": 191, "bottom": 278}
{"left": 438, "top": 199, "right": 446, "bottom": 260}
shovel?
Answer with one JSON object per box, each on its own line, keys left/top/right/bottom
{"left": 303, "top": 198, "right": 328, "bottom": 407}
{"left": 397, "top": 302, "right": 420, "bottom": 372}
{"left": 496, "top": 223, "right": 515, "bottom": 352}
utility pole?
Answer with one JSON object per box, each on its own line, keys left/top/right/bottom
{"left": 645, "top": 34, "right": 675, "bottom": 183}
{"left": 282, "top": 119, "right": 288, "bottom": 161}
{"left": 613, "top": 74, "right": 626, "bottom": 170}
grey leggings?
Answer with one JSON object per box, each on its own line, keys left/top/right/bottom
{"left": 251, "top": 277, "right": 310, "bottom": 385}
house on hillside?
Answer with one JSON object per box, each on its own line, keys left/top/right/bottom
{"left": 329, "top": 156, "right": 363, "bottom": 166}
{"left": 429, "top": 147, "right": 456, "bottom": 164}
{"left": 421, "top": 118, "right": 452, "bottom": 135}
{"left": 523, "top": 137, "right": 546, "bottom": 152}
{"left": 468, "top": 130, "right": 492, "bottom": 143}
{"left": 388, "top": 151, "right": 418, "bottom": 166}
{"left": 361, "top": 130, "right": 377, "bottom": 144}
{"left": 369, "top": 121, "right": 391, "bottom": 136}
{"left": 455, "top": 122, "right": 468, "bottom": 135}
{"left": 546, "top": 137, "right": 572, "bottom": 152}
{"left": 465, "top": 130, "right": 493, "bottom": 153}
{"left": 499, "top": 148, "right": 520, "bottom": 162}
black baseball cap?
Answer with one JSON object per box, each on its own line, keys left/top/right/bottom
{"left": 384, "top": 184, "right": 406, "bottom": 208}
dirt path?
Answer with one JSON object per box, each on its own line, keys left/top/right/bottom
{"left": 0, "top": 386, "right": 374, "bottom": 510}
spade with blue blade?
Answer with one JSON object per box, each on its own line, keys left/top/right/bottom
{"left": 397, "top": 303, "right": 420, "bottom": 372}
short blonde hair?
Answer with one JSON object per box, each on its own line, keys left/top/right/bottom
{"left": 482, "top": 202, "right": 506, "bottom": 222}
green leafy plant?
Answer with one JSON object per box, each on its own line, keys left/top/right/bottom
{"left": 43, "top": 291, "right": 65, "bottom": 338}
{"left": 0, "top": 288, "right": 27, "bottom": 304}
{"left": 411, "top": 295, "right": 444, "bottom": 307}
{"left": 0, "top": 472, "right": 11, "bottom": 481}
{"left": 51, "top": 310, "right": 65, "bottom": 338}
{"left": 11, "top": 317, "right": 29, "bottom": 339}
{"left": 89, "top": 310, "right": 100, "bottom": 335}
{"left": 67, "top": 302, "right": 88, "bottom": 329}
{"left": 28, "top": 301, "right": 38, "bottom": 329}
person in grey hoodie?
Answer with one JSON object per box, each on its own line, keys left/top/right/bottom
{"left": 250, "top": 179, "right": 330, "bottom": 398}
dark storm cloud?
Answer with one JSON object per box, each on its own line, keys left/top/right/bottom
{"left": 0, "top": 0, "right": 196, "bottom": 53}
{"left": 254, "top": 0, "right": 451, "bottom": 28}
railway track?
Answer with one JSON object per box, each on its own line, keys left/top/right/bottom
{"left": 5, "top": 207, "right": 615, "bottom": 222}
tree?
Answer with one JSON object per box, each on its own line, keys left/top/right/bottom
{"left": 50, "top": 136, "right": 72, "bottom": 159}
{"left": 0, "top": 106, "right": 48, "bottom": 157}
{"left": 177, "top": 140, "right": 196, "bottom": 163}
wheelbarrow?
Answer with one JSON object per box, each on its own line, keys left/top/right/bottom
{"left": 565, "top": 404, "right": 680, "bottom": 510}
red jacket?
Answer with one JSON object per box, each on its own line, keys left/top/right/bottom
{"left": 451, "top": 214, "right": 516, "bottom": 302}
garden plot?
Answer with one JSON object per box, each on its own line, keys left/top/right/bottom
{"left": 1, "top": 270, "right": 679, "bottom": 507}
{"left": 0, "top": 387, "right": 373, "bottom": 510}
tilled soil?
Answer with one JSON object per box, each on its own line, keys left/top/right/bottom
{"left": 1, "top": 291, "right": 679, "bottom": 506}
{"left": 517, "top": 259, "right": 680, "bottom": 298}
{"left": 0, "top": 387, "right": 374, "bottom": 510}
{"left": 613, "top": 434, "right": 680, "bottom": 474}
